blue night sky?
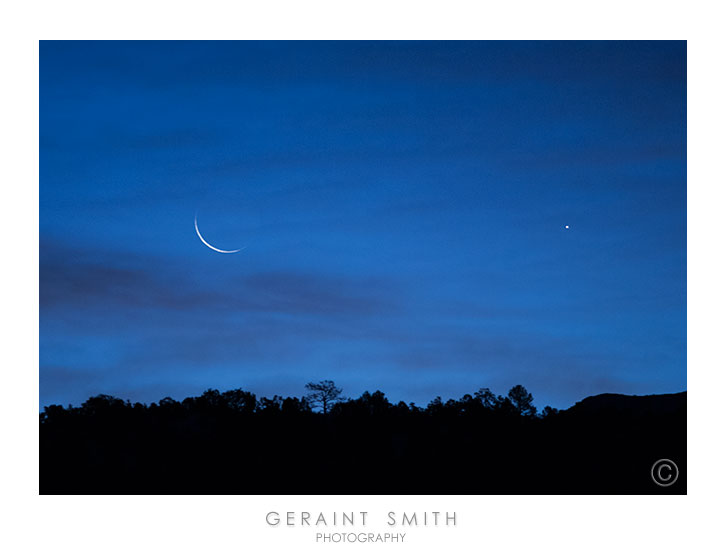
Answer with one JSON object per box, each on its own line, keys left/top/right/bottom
{"left": 40, "top": 41, "right": 686, "bottom": 410}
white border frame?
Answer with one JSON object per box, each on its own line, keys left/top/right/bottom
{"left": 5, "top": 2, "right": 724, "bottom": 558}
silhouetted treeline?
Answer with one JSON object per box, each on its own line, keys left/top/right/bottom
{"left": 40, "top": 385, "right": 685, "bottom": 494}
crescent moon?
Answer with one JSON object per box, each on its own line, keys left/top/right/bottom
{"left": 194, "top": 214, "right": 244, "bottom": 254}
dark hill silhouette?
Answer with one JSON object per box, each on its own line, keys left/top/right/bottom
{"left": 40, "top": 385, "right": 685, "bottom": 495}
{"left": 566, "top": 391, "right": 686, "bottom": 415}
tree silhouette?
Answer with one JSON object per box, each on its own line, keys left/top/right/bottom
{"left": 39, "top": 382, "right": 685, "bottom": 494}
{"left": 508, "top": 384, "right": 537, "bottom": 416}
{"left": 305, "top": 380, "right": 344, "bottom": 413}
{"left": 474, "top": 387, "right": 501, "bottom": 409}
{"left": 540, "top": 405, "right": 559, "bottom": 418}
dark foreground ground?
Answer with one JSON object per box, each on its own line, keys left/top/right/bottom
{"left": 40, "top": 389, "right": 685, "bottom": 494}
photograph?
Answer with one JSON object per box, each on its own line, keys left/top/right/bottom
{"left": 39, "top": 40, "right": 686, "bottom": 495}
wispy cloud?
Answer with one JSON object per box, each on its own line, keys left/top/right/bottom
{"left": 41, "top": 239, "right": 397, "bottom": 316}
